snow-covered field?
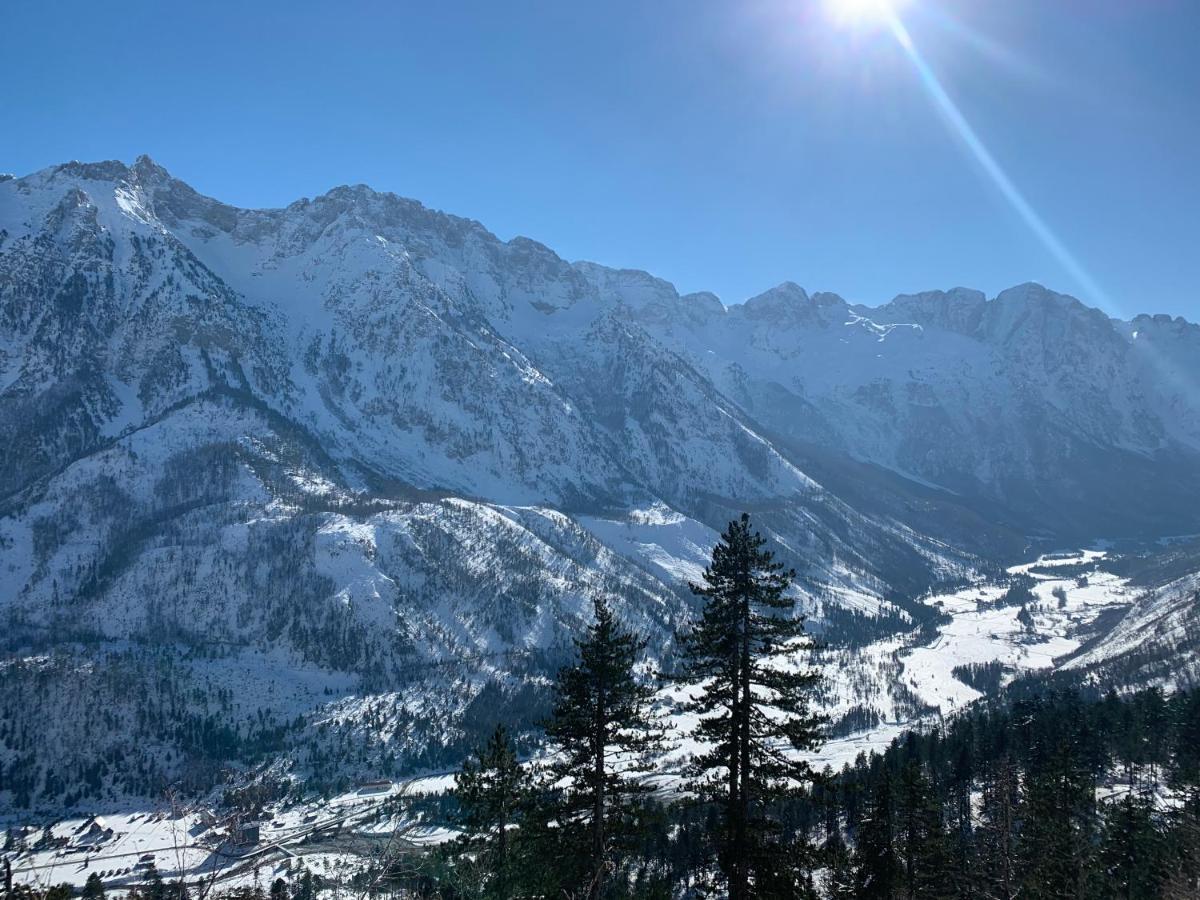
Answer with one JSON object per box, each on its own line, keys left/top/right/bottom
{"left": 805, "top": 549, "right": 1128, "bottom": 768}
{"left": 3, "top": 778, "right": 456, "bottom": 897}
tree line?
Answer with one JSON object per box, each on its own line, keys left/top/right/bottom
{"left": 817, "top": 686, "right": 1200, "bottom": 899}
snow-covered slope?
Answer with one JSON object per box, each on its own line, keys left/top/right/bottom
{"left": 1057, "top": 540, "right": 1200, "bottom": 689}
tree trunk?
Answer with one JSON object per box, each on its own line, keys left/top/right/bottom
{"left": 589, "top": 677, "right": 607, "bottom": 900}
{"left": 497, "top": 802, "right": 508, "bottom": 900}
{"left": 732, "top": 591, "right": 753, "bottom": 900}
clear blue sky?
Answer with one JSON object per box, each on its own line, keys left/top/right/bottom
{"left": 3, "top": 0, "right": 1196, "bottom": 318}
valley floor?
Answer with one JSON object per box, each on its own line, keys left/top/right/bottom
{"left": 808, "top": 548, "right": 1128, "bottom": 769}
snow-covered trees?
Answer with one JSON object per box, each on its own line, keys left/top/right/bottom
{"left": 541, "top": 596, "right": 668, "bottom": 899}
{"left": 453, "top": 724, "right": 529, "bottom": 900}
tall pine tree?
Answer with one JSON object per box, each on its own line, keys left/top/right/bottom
{"left": 1097, "top": 793, "right": 1167, "bottom": 900}
{"left": 543, "top": 595, "right": 667, "bottom": 900}
{"left": 853, "top": 770, "right": 901, "bottom": 899}
{"left": 82, "top": 873, "right": 106, "bottom": 900}
{"left": 896, "top": 761, "right": 952, "bottom": 900}
{"left": 454, "top": 723, "right": 530, "bottom": 900}
{"left": 1017, "top": 741, "right": 1097, "bottom": 900}
{"left": 678, "top": 513, "right": 825, "bottom": 899}
{"left": 976, "top": 755, "right": 1020, "bottom": 900}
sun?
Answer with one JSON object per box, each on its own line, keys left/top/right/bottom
{"left": 824, "top": 0, "right": 910, "bottom": 28}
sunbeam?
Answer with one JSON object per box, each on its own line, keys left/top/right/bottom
{"left": 878, "top": 6, "right": 1200, "bottom": 405}
{"left": 881, "top": 7, "right": 1113, "bottom": 312}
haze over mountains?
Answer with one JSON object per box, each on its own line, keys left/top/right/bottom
{"left": 2, "top": 157, "right": 1198, "bottom": 809}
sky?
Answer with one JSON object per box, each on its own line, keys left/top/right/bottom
{"left": 2, "top": 0, "right": 1196, "bottom": 318}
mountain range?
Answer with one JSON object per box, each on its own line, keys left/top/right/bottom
{"left": 1, "top": 157, "right": 1197, "bottom": 810}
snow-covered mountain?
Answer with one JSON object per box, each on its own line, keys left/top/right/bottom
{"left": 616, "top": 280, "right": 1200, "bottom": 539}
{"left": 0, "top": 157, "right": 966, "bottom": 809}
{"left": 1, "top": 156, "right": 1197, "bottom": 810}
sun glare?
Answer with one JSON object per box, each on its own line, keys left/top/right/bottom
{"left": 825, "top": 0, "right": 909, "bottom": 28}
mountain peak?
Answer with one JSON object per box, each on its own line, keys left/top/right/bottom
{"left": 738, "top": 281, "right": 840, "bottom": 324}
{"left": 49, "top": 159, "right": 131, "bottom": 182}
{"left": 995, "top": 281, "right": 1061, "bottom": 303}
{"left": 680, "top": 291, "right": 725, "bottom": 317}
{"left": 765, "top": 280, "right": 809, "bottom": 300}
{"left": 810, "top": 290, "right": 847, "bottom": 308}
{"left": 877, "top": 287, "right": 988, "bottom": 334}
{"left": 990, "top": 282, "right": 1099, "bottom": 321}
{"left": 130, "top": 153, "right": 172, "bottom": 183}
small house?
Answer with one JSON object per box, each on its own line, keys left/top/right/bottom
{"left": 232, "top": 822, "right": 260, "bottom": 846}
{"left": 357, "top": 779, "right": 391, "bottom": 794}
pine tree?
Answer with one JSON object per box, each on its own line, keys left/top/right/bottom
{"left": 946, "top": 740, "right": 976, "bottom": 900}
{"left": 269, "top": 878, "right": 289, "bottom": 900}
{"left": 823, "top": 826, "right": 856, "bottom": 898}
{"left": 678, "top": 513, "right": 825, "bottom": 900}
{"left": 820, "top": 774, "right": 856, "bottom": 898}
{"left": 1097, "top": 793, "right": 1167, "bottom": 900}
{"left": 454, "top": 723, "right": 530, "bottom": 900}
{"left": 976, "top": 756, "right": 1019, "bottom": 900}
{"left": 853, "top": 771, "right": 901, "bottom": 899}
{"left": 1017, "top": 742, "right": 1096, "bottom": 900}
{"left": 896, "top": 762, "right": 952, "bottom": 900}
{"left": 1171, "top": 690, "right": 1200, "bottom": 809}
{"left": 543, "top": 594, "right": 667, "bottom": 900}
{"left": 82, "top": 873, "right": 106, "bottom": 900}
{"left": 142, "top": 863, "right": 167, "bottom": 900}
{"left": 1161, "top": 806, "right": 1200, "bottom": 900}
{"left": 293, "top": 871, "right": 316, "bottom": 900}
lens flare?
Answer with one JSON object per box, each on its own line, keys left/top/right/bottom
{"left": 878, "top": 7, "right": 1112, "bottom": 310}
{"left": 825, "top": 0, "right": 911, "bottom": 28}
{"left": 822, "top": 3, "right": 1196, "bottom": 398}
